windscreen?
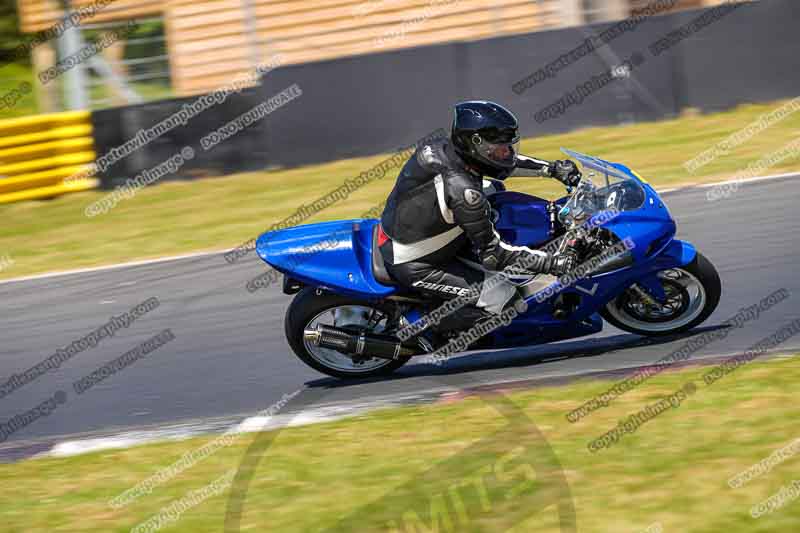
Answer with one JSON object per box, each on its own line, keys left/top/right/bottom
{"left": 558, "top": 148, "right": 647, "bottom": 228}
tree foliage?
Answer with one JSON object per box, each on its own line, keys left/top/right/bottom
{"left": 0, "top": 0, "right": 28, "bottom": 65}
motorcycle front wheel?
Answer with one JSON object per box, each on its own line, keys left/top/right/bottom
{"left": 600, "top": 252, "right": 721, "bottom": 337}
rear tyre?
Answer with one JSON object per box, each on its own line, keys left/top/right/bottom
{"left": 285, "top": 288, "right": 411, "bottom": 379}
{"left": 600, "top": 252, "right": 721, "bottom": 337}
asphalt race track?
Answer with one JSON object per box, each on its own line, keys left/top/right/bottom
{"left": 1, "top": 175, "right": 799, "bottom": 456}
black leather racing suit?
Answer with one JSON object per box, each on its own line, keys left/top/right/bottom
{"left": 379, "top": 138, "right": 556, "bottom": 316}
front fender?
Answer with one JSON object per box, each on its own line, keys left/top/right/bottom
{"left": 655, "top": 239, "right": 696, "bottom": 269}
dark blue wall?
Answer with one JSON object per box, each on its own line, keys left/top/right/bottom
{"left": 92, "top": 0, "right": 798, "bottom": 187}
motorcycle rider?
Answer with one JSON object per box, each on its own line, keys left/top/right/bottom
{"left": 379, "top": 101, "right": 581, "bottom": 326}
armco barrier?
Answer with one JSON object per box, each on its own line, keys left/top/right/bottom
{"left": 0, "top": 111, "right": 99, "bottom": 204}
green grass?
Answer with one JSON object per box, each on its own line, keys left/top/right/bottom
{"left": 2, "top": 98, "right": 800, "bottom": 279}
{"left": 0, "top": 356, "right": 798, "bottom": 532}
{"left": 0, "top": 62, "right": 38, "bottom": 119}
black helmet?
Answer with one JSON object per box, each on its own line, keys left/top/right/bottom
{"left": 451, "top": 101, "right": 520, "bottom": 178}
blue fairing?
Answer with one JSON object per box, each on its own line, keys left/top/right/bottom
{"left": 256, "top": 219, "right": 396, "bottom": 298}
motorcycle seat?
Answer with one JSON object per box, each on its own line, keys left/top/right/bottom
{"left": 371, "top": 224, "right": 397, "bottom": 286}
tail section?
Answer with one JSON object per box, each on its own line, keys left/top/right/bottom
{"left": 256, "top": 219, "right": 396, "bottom": 297}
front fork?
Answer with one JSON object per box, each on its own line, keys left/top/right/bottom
{"left": 633, "top": 239, "right": 697, "bottom": 304}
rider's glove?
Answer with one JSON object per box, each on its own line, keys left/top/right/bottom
{"left": 548, "top": 160, "right": 581, "bottom": 188}
{"left": 547, "top": 252, "right": 578, "bottom": 276}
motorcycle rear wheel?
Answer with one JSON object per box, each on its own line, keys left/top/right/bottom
{"left": 285, "top": 288, "right": 411, "bottom": 379}
{"left": 600, "top": 252, "right": 721, "bottom": 337}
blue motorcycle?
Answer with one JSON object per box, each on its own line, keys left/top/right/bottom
{"left": 257, "top": 149, "right": 721, "bottom": 378}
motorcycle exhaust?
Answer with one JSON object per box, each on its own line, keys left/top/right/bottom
{"left": 303, "top": 325, "right": 420, "bottom": 360}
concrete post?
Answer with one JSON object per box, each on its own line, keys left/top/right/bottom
{"left": 57, "top": 1, "right": 89, "bottom": 110}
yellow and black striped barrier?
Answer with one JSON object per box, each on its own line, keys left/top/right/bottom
{"left": 0, "top": 111, "right": 98, "bottom": 204}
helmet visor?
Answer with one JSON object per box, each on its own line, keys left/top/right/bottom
{"left": 473, "top": 136, "right": 520, "bottom": 169}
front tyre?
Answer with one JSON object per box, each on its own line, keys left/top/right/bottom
{"left": 285, "top": 288, "right": 411, "bottom": 379}
{"left": 601, "top": 252, "right": 721, "bottom": 337}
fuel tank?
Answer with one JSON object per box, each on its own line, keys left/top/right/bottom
{"left": 490, "top": 191, "right": 553, "bottom": 248}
